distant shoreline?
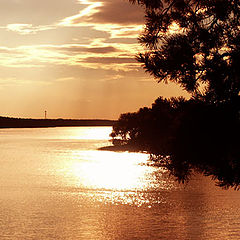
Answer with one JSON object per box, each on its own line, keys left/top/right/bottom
{"left": 0, "top": 116, "right": 115, "bottom": 128}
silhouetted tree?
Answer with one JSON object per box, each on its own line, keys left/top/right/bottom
{"left": 110, "top": 0, "right": 240, "bottom": 188}
{"left": 111, "top": 97, "right": 180, "bottom": 153}
{"left": 130, "top": 0, "right": 240, "bottom": 104}
{"left": 112, "top": 97, "right": 240, "bottom": 188}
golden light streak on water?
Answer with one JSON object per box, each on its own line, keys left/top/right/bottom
{"left": 66, "top": 150, "right": 149, "bottom": 191}
{"left": 61, "top": 126, "right": 112, "bottom": 140}
{"left": 54, "top": 148, "right": 173, "bottom": 206}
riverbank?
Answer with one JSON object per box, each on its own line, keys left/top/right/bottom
{"left": 99, "top": 143, "right": 144, "bottom": 153}
{"left": 0, "top": 116, "right": 115, "bottom": 128}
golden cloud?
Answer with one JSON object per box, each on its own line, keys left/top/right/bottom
{"left": 59, "top": 0, "right": 144, "bottom": 39}
{"left": 0, "top": 42, "right": 141, "bottom": 71}
{"left": 6, "top": 23, "right": 55, "bottom": 35}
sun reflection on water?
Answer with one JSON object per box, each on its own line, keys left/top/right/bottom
{"left": 64, "top": 150, "right": 149, "bottom": 191}
{"left": 57, "top": 148, "right": 174, "bottom": 206}
{"left": 45, "top": 126, "right": 176, "bottom": 206}
{"left": 65, "top": 126, "right": 112, "bottom": 140}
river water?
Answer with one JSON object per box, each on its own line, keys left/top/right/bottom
{"left": 0, "top": 126, "right": 239, "bottom": 240}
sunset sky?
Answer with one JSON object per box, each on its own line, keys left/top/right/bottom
{"left": 0, "top": 0, "right": 187, "bottom": 119}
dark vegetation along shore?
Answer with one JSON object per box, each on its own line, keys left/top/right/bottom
{"left": 108, "top": 97, "right": 240, "bottom": 189}
{"left": 0, "top": 116, "right": 115, "bottom": 128}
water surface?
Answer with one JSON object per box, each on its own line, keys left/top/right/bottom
{"left": 0, "top": 127, "right": 239, "bottom": 239}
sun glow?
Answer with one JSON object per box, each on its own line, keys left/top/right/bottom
{"left": 168, "top": 22, "right": 181, "bottom": 34}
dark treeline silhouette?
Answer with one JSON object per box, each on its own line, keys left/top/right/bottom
{"left": 109, "top": 0, "right": 240, "bottom": 189}
{"left": 111, "top": 97, "right": 240, "bottom": 189}
{"left": 0, "top": 116, "right": 115, "bottom": 128}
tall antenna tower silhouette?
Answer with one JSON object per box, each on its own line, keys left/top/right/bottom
{"left": 45, "top": 111, "right": 47, "bottom": 119}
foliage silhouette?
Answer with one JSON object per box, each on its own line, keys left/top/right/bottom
{"left": 130, "top": 0, "right": 240, "bottom": 104}
{"left": 112, "top": 0, "right": 240, "bottom": 188}
{"left": 111, "top": 97, "right": 240, "bottom": 189}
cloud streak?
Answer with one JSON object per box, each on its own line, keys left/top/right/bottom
{"left": 0, "top": 42, "right": 140, "bottom": 70}
{"left": 52, "top": 45, "right": 119, "bottom": 54}
{"left": 6, "top": 23, "right": 55, "bottom": 35}
{"left": 60, "top": 0, "right": 103, "bottom": 25}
